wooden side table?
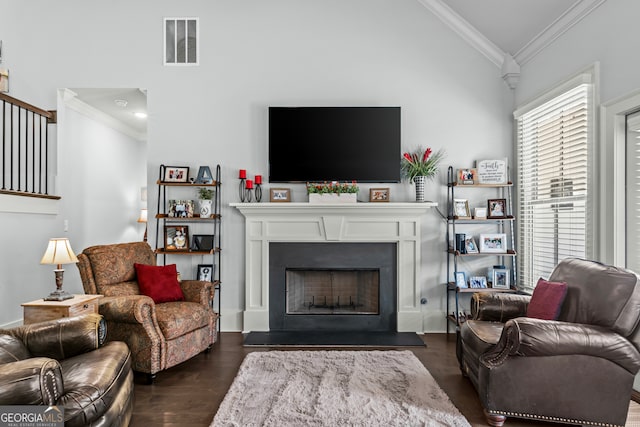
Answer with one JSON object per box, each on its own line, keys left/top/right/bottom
{"left": 21, "top": 294, "right": 103, "bottom": 324}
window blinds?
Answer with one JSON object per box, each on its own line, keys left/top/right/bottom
{"left": 516, "top": 83, "right": 592, "bottom": 291}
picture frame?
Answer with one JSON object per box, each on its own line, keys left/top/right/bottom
{"left": 197, "top": 264, "right": 215, "bottom": 282}
{"left": 492, "top": 268, "right": 510, "bottom": 289}
{"left": 457, "top": 168, "right": 477, "bottom": 185}
{"left": 474, "top": 207, "right": 487, "bottom": 219}
{"left": 487, "top": 198, "right": 507, "bottom": 218}
{"left": 369, "top": 188, "right": 390, "bottom": 202}
{"left": 455, "top": 271, "right": 467, "bottom": 288}
{"left": 165, "top": 225, "right": 189, "bottom": 251}
{"left": 479, "top": 233, "right": 507, "bottom": 253}
{"left": 168, "top": 200, "right": 194, "bottom": 218}
{"left": 469, "top": 276, "right": 488, "bottom": 289}
{"left": 163, "top": 166, "right": 189, "bottom": 183}
{"left": 476, "top": 159, "right": 508, "bottom": 184}
{"left": 192, "top": 234, "right": 215, "bottom": 252}
{"left": 453, "top": 199, "right": 471, "bottom": 218}
{"left": 464, "top": 237, "right": 479, "bottom": 254}
{"left": 270, "top": 188, "right": 291, "bottom": 202}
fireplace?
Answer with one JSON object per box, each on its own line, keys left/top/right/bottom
{"left": 231, "top": 202, "right": 436, "bottom": 333}
{"left": 269, "top": 242, "right": 396, "bottom": 331}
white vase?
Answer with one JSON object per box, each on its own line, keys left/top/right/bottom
{"left": 199, "top": 199, "right": 213, "bottom": 218}
{"left": 414, "top": 176, "right": 426, "bottom": 202}
{"left": 308, "top": 193, "right": 358, "bottom": 204}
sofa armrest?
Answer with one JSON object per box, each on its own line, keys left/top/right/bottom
{"left": 180, "top": 280, "right": 215, "bottom": 307}
{"left": 1, "top": 314, "right": 104, "bottom": 360}
{"left": 482, "top": 317, "right": 640, "bottom": 373}
{"left": 0, "top": 358, "right": 63, "bottom": 405}
{"left": 470, "top": 292, "right": 530, "bottom": 322}
{"left": 98, "top": 295, "right": 157, "bottom": 324}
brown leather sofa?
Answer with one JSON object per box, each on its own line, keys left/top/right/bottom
{"left": 458, "top": 258, "right": 640, "bottom": 427}
{"left": 77, "top": 241, "right": 218, "bottom": 382}
{"left": 0, "top": 314, "right": 133, "bottom": 427}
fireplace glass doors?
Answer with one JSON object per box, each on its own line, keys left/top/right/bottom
{"left": 286, "top": 269, "right": 380, "bottom": 315}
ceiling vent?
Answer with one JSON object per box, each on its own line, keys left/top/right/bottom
{"left": 164, "top": 17, "right": 199, "bottom": 66}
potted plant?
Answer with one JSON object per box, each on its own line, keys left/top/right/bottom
{"left": 306, "top": 181, "right": 359, "bottom": 203}
{"left": 197, "top": 187, "right": 214, "bottom": 218}
{"left": 401, "top": 147, "right": 445, "bottom": 202}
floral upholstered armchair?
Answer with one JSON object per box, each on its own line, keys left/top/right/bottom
{"left": 76, "top": 241, "right": 218, "bottom": 382}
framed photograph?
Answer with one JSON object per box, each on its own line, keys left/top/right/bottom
{"left": 465, "top": 237, "right": 479, "bottom": 254}
{"left": 487, "top": 198, "right": 507, "bottom": 218}
{"left": 455, "top": 271, "right": 467, "bottom": 288}
{"left": 479, "top": 233, "right": 508, "bottom": 253}
{"left": 474, "top": 207, "right": 487, "bottom": 219}
{"left": 476, "top": 159, "right": 508, "bottom": 184}
{"left": 453, "top": 199, "right": 471, "bottom": 218}
{"left": 492, "top": 269, "right": 510, "bottom": 289}
{"left": 270, "top": 188, "right": 291, "bottom": 202}
{"left": 469, "top": 276, "right": 488, "bottom": 289}
{"left": 163, "top": 166, "right": 189, "bottom": 183}
{"left": 192, "top": 234, "right": 215, "bottom": 252}
{"left": 197, "top": 264, "right": 215, "bottom": 282}
{"left": 369, "top": 188, "right": 390, "bottom": 202}
{"left": 457, "top": 168, "right": 477, "bottom": 185}
{"left": 165, "top": 225, "right": 189, "bottom": 251}
{"left": 168, "top": 200, "right": 194, "bottom": 218}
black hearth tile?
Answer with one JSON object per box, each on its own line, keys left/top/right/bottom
{"left": 242, "top": 331, "right": 426, "bottom": 347}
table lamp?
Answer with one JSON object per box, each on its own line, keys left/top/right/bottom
{"left": 137, "top": 208, "right": 148, "bottom": 242}
{"left": 40, "top": 238, "right": 79, "bottom": 301}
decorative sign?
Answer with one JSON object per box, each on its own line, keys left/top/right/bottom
{"left": 476, "top": 159, "right": 507, "bottom": 184}
{"left": 196, "top": 166, "right": 213, "bottom": 184}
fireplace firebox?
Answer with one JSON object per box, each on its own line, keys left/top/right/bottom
{"left": 269, "top": 242, "right": 396, "bottom": 331}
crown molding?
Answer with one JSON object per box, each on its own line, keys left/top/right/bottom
{"left": 416, "top": 0, "right": 505, "bottom": 68}
{"left": 514, "top": 0, "right": 607, "bottom": 66}
{"left": 62, "top": 89, "right": 146, "bottom": 142}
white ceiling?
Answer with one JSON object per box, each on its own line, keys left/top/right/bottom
{"left": 440, "top": 0, "right": 577, "bottom": 56}
{"left": 69, "top": 88, "right": 147, "bottom": 137}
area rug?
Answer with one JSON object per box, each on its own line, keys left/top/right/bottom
{"left": 211, "top": 350, "right": 470, "bottom": 427}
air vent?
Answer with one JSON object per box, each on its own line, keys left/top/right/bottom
{"left": 164, "top": 17, "right": 199, "bottom": 66}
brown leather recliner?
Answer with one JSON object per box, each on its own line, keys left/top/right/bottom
{"left": 77, "top": 241, "right": 218, "bottom": 382}
{"left": 0, "top": 314, "right": 133, "bottom": 427}
{"left": 458, "top": 258, "right": 640, "bottom": 427}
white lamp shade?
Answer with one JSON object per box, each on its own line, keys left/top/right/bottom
{"left": 40, "top": 238, "right": 79, "bottom": 265}
{"left": 137, "top": 208, "right": 148, "bottom": 223}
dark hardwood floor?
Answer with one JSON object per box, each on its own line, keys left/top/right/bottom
{"left": 130, "top": 332, "right": 567, "bottom": 427}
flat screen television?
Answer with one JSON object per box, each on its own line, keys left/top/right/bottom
{"left": 269, "top": 106, "right": 401, "bottom": 183}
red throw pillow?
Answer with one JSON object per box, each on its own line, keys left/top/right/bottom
{"left": 134, "top": 263, "right": 185, "bottom": 304}
{"left": 527, "top": 278, "right": 568, "bottom": 320}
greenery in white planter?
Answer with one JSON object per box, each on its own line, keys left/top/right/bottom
{"left": 197, "top": 187, "right": 214, "bottom": 200}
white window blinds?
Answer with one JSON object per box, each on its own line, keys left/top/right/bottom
{"left": 515, "top": 83, "right": 592, "bottom": 291}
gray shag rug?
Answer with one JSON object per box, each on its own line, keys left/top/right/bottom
{"left": 212, "top": 350, "right": 470, "bottom": 427}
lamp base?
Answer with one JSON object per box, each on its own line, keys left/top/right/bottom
{"left": 44, "top": 289, "right": 74, "bottom": 301}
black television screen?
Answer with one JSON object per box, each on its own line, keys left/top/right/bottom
{"left": 269, "top": 107, "right": 401, "bottom": 183}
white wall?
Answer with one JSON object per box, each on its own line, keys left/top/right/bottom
{"left": 0, "top": 0, "right": 514, "bottom": 331}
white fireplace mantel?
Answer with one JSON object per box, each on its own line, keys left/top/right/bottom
{"left": 230, "top": 202, "right": 437, "bottom": 332}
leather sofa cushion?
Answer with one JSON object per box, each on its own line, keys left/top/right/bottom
{"left": 550, "top": 258, "right": 640, "bottom": 336}
{"left": 155, "top": 302, "right": 211, "bottom": 340}
{"left": 0, "top": 335, "right": 30, "bottom": 363}
{"left": 58, "top": 341, "right": 131, "bottom": 427}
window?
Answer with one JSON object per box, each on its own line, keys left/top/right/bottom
{"left": 515, "top": 77, "right": 594, "bottom": 291}
{"left": 164, "top": 18, "right": 199, "bottom": 65}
